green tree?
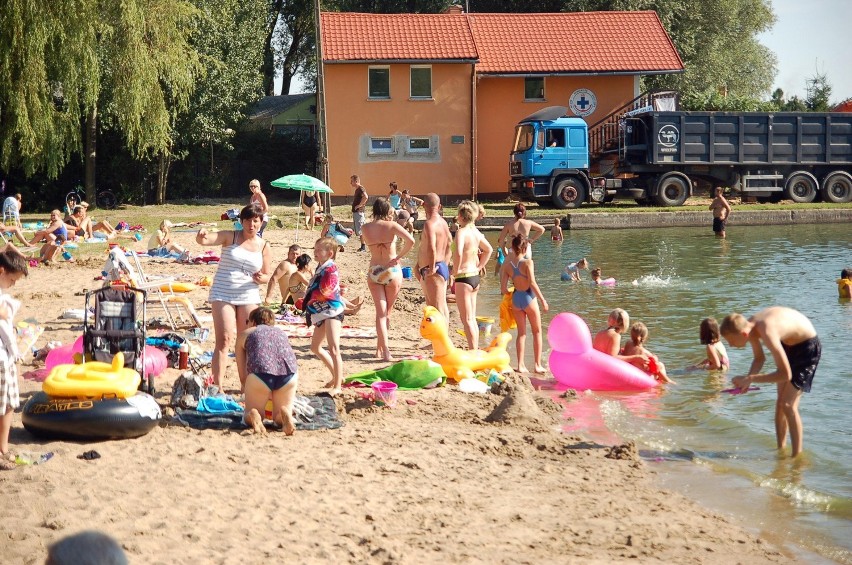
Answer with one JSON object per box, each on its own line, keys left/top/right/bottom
{"left": 0, "top": 0, "right": 201, "bottom": 205}
{"left": 560, "top": 0, "right": 777, "bottom": 107}
{"left": 263, "top": 0, "right": 317, "bottom": 95}
{"left": 805, "top": 72, "right": 832, "bottom": 112}
{"left": 166, "top": 0, "right": 266, "bottom": 199}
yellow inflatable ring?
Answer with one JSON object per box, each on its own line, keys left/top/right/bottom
{"left": 43, "top": 352, "right": 141, "bottom": 399}
{"left": 161, "top": 281, "right": 198, "bottom": 293}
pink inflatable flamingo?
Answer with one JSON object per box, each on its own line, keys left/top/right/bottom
{"left": 547, "top": 312, "right": 659, "bottom": 391}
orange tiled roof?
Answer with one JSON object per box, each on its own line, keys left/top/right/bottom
{"left": 321, "top": 11, "right": 683, "bottom": 74}
{"left": 321, "top": 13, "right": 479, "bottom": 62}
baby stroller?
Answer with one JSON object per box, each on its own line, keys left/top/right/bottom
{"left": 83, "top": 286, "right": 152, "bottom": 394}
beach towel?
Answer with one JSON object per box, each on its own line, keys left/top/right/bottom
{"left": 345, "top": 359, "right": 445, "bottom": 390}
{"left": 172, "top": 395, "right": 343, "bottom": 431}
{"left": 500, "top": 291, "right": 517, "bottom": 332}
{"left": 197, "top": 396, "right": 243, "bottom": 414}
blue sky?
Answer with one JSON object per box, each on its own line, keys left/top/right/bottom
{"left": 758, "top": 0, "right": 852, "bottom": 103}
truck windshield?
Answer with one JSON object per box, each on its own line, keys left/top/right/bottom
{"left": 512, "top": 125, "right": 535, "bottom": 153}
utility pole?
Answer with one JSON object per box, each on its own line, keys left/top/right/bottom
{"left": 314, "top": 0, "right": 331, "bottom": 210}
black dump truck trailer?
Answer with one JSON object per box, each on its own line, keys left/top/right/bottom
{"left": 510, "top": 106, "right": 852, "bottom": 208}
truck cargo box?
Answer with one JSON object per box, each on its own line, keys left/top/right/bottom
{"left": 638, "top": 112, "right": 852, "bottom": 166}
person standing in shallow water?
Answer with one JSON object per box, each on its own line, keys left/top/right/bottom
{"left": 709, "top": 186, "right": 731, "bottom": 238}
{"left": 720, "top": 306, "right": 820, "bottom": 458}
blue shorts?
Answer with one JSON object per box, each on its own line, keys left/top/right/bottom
{"left": 253, "top": 372, "right": 296, "bottom": 391}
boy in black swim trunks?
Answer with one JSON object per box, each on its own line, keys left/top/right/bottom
{"left": 720, "top": 306, "right": 821, "bottom": 458}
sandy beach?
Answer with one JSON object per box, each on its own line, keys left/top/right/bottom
{"left": 0, "top": 223, "right": 793, "bottom": 564}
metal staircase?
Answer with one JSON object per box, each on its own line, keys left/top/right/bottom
{"left": 588, "top": 90, "right": 679, "bottom": 162}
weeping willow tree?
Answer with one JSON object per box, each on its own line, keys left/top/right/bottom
{"left": 0, "top": 0, "right": 201, "bottom": 205}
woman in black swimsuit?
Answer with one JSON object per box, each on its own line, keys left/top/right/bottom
{"left": 301, "top": 190, "right": 320, "bottom": 231}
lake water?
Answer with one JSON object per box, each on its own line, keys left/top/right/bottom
{"left": 470, "top": 223, "right": 851, "bottom": 563}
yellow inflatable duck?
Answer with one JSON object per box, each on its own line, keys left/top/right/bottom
{"left": 43, "top": 352, "right": 141, "bottom": 399}
{"left": 419, "top": 306, "right": 512, "bottom": 382}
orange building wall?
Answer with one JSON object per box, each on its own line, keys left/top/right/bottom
{"left": 474, "top": 75, "right": 637, "bottom": 197}
{"left": 324, "top": 62, "right": 474, "bottom": 200}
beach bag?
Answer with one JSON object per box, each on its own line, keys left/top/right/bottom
{"left": 336, "top": 222, "right": 354, "bottom": 237}
{"left": 170, "top": 372, "right": 208, "bottom": 408}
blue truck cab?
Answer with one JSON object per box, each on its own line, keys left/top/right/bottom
{"left": 508, "top": 107, "right": 596, "bottom": 209}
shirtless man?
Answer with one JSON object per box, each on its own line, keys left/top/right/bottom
{"left": 453, "top": 200, "right": 492, "bottom": 350}
{"left": 496, "top": 202, "right": 545, "bottom": 258}
{"left": 415, "top": 193, "right": 452, "bottom": 326}
{"left": 709, "top": 187, "right": 732, "bottom": 238}
{"left": 721, "top": 307, "right": 820, "bottom": 458}
{"left": 265, "top": 244, "right": 301, "bottom": 303}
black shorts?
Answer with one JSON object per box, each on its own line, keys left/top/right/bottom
{"left": 712, "top": 217, "right": 726, "bottom": 233}
{"left": 782, "top": 336, "right": 821, "bottom": 393}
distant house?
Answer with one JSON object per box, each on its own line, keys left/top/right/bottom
{"left": 246, "top": 94, "right": 317, "bottom": 141}
{"left": 320, "top": 8, "right": 683, "bottom": 200}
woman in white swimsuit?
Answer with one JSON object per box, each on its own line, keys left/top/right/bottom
{"left": 196, "top": 203, "right": 272, "bottom": 391}
{"left": 361, "top": 197, "right": 415, "bottom": 361}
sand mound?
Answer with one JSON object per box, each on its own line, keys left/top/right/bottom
{"left": 486, "top": 376, "right": 554, "bottom": 427}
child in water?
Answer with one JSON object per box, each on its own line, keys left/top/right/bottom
{"left": 550, "top": 219, "right": 563, "bottom": 241}
{"left": 622, "top": 322, "right": 675, "bottom": 384}
{"left": 561, "top": 258, "right": 588, "bottom": 281}
{"left": 837, "top": 267, "right": 852, "bottom": 299}
{"left": 591, "top": 267, "right": 615, "bottom": 286}
{"left": 696, "top": 317, "right": 729, "bottom": 371}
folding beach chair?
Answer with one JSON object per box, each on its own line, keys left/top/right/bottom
{"left": 0, "top": 232, "right": 40, "bottom": 258}
{"left": 83, "top": 286, "right": 152, "bottom": 394}
{"left": 128, "top": 251, "right": 202, "bottom": 329}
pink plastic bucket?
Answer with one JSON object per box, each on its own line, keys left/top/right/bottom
{"left": 371, "top": 381, "right": 398, "bottom": 408}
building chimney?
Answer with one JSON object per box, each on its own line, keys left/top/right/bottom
{"left": 444, "top": 4, "right": 463, "bottom": 14}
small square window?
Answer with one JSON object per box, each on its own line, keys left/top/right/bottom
{"left": 410, "top": 66, "right": 432, "bottom": 98}
{"left": 370, "top": 137, "right": 394, "bottom": 153}
{"left": 408, "top": 138, "right": 431, "bottom": 152}
{"left": 525, "top": 77, "right": 544, "bottom": 100}
{"left": 369, "top": 67, "right": 390, "bottom": 99}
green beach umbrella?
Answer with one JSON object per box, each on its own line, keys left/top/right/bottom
{"left": 270, "top": 174, "right": 333, "bottom": 193}
{"left": 269, "top": 174, "right": 334, "bottom": 242}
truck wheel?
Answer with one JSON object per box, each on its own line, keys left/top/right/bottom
{"left": 552, "top": 178, "right": 586, "bottom": 209}
{"left": 653, "top": 174, "right": 689, "bottom": 207}
{"left": 784, "top": 172, "right": 817, "bottom": 203}
{"left": 820, "top": 171, "right": 852, "bottom": 203}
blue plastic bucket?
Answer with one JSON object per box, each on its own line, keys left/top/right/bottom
{"left": 401, "top": 266, "right": 413, "bottom": 279}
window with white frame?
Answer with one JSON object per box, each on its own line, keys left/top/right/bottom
{"left": 408, "top": 137, "right": 431, "bottom": 152}
{"left": 369, "top": 137, "right": 394, "bottom": 153}
{"left": 524, "top": 77, "right": 545, "bottom": 100}
{"left": 410, "top": 66, "right": 432, "bottom": 98}
{"left": 369, "top": 67, "right": 390, "bottom": 99}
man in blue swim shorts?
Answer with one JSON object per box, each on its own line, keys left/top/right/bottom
{"left": 721, "top": 306, "right": 820, "bottom": 458}
{"left": 415, "top": 193, "right": 452, "bottom": 326}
